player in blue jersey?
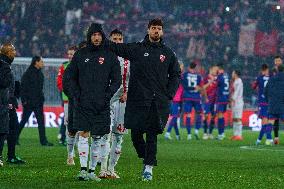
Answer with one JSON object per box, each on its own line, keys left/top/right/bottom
{"left": 181, "top": 62, "right": 206, "bottom": 140}
{"left": 252, "top": 64, "right": 273, "bottom": 145}
{"left": 215, "top": 64, "right": 229, "bottom": 140}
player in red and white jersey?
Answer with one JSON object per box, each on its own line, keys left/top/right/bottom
{"left": 99, "top": 29, "right": 130, "bottom": 179}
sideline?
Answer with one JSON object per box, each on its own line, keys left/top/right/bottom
{"left": 240, "top": 145, "right": 284, "bottom": 152}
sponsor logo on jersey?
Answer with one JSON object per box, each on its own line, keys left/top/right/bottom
{"left": 99, "top": 57, "right": 105, "bottom": 64}
{"left": 144, "top": 53, "right": 149, "bottom": 56}
{"left": 160, "top": 54, "right": 166, "bottom": 62}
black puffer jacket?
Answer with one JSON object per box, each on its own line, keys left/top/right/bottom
{"left": 63, "top": 23, "right": 121, "bottom": 135}
{"left": 20, "top": 65, "right": 44, "bottom": 107}
{"left": 107, "top": 35, "right": 181, "bottom": 132}
{"left": 265, "top": 72, "right": 284, "bottom": 115}
{"left": 0, "top": 54, "right": 13, "bottom": 134}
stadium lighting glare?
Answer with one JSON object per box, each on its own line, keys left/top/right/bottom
{"left": 276, "top": 5, "right": 281, "bottom": 10}
{"left": 225, "top": 6, "right": 230, "bottom": 12}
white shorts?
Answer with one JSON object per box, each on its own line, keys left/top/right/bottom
{"left": 63, "top": 102, "right": 69, "bottom": 125}
{"left": 232, "top": 102, "right": 243, "bottom": 119}
{"left": 110, "top": 100, "right": 127, "bottom": 135}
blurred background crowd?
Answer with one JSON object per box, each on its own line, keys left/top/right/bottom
{"left": 1, "top": 0, "right": 284, "bottom": 106}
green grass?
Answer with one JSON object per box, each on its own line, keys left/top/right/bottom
{"left": 1, "top": 128, "right": 284, "bottom": 189}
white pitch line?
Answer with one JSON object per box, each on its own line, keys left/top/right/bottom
{"left": 240, "top": 146, "right": 284, "bottom": 152}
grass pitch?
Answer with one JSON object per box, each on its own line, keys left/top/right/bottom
{"left": 1, "top": 128, "right": 284, "bottom": 189}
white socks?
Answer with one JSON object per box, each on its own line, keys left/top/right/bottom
{"left": 67, "top": 134, "right": 76, "bottom": 158}
{"left": 100, "top": 134, "right": 110, "bottom": 172}
{"left": 233, "top": 121, "right": 243, "bottom": 136}
{"left": 89, "top": 136, "right": 101, "bottom": 171}
{"left": 108, "top": 134, "right": 123, "bottom": 172}
{"left": 78, "top": 136, "right": 89, "bottom": 168}
{"left": 145, "top": 165, "right": 153, "bottom": 174}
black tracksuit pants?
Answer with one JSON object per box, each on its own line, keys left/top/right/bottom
{"left": 130, "top": 101, "right": 159, "bottom": 166}
{"left": 18, "top": 105, "right": 48, "bottom": 144}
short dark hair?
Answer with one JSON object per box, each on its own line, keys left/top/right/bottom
{"left": 217, "top": 63, "right": 224, "bottom": 69}
{"left": 274, "top": 55, "right": 282, "bottom": 59}
{"left": 278, "top": 64, "right": 284, "bottom": 72}
{"left": 233, "top": 70, "right": 241, "bottom": 77}
{"left": 148, "top": 18, "right": 163, "bottom": 29}
{"left": 68, "top": 45, "right": 78, "bottom": 51}
{"left": 189, "top": 62, "right": 197, "bottom": 69}
{"left": 261, "top": 63, "right": 269, "bottom": 71}
{"left": 110, "top": 29, "right": 123, "bottom": 37}
{"left": 31, "top": 55, "right": 41, "bottom": 66}
{"left": 78, "top": 41, "right": 87, "bottom": 49}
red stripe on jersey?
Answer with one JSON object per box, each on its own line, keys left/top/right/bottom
{"left": 123, "top": 59, "right": 129, "bottom": 93}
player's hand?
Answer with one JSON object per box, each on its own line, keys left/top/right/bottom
{"left": 205, "top": 98, "right": 209, "bottom": 103}
{"left": 119, "top": 93, "right": 127, "bottom": 103}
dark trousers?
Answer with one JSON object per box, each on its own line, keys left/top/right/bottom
{"left": 7, "top": 109, "right": 18, "bottom": 158}
{"left": 59, "top": 119, "right": 66, "bottom": 142}
{"left": 130, "top": 102, "right": 159, "bottom": 166}
{"left": 18, "top": 105, "right": 47, "bottom": 144}
{"left": 274, "top": 119, "right": 280, "bottom": 138}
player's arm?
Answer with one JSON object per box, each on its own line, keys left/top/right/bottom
{"left": 106, "top": 40, "right": 136, "bottom": 60}
{"left": 56, "top": 64, "right": 64, "bottom": 92}
{"left": 167, "top": 54, "right": 181, "bottom": 100}
{"left": 62, "top": 53, "right": 80, "bottom": 100}
{"left": 0, "top": 63, "right": 12, "bottom": 89}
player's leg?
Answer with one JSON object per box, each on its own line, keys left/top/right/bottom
{"left": 108, "top": 133, "right": 123, "bottom": 178}
{"left": 77, "top": 131, "right": 90, "bottom": 181}
{"left": 66, "top": 99, "right": 77, "bottom": 165}
{"left": 193, "top": 101, "right": 202, "bottom": 140}
{"left": 184, "top": 101, "right": 192, "bottom": 140}
{"left": 208, "top": 104, "right": 216, "bottom": 139}
{"left": 273, "top": 119, "right": 280, "bottom": 145}
{"left": 87, "top": 134, "right": 102, "bottom": 181}
{"left": 266, "top": 117, "right": 274, "bottom": 145}
{"left": 216, "top": 104, "right": 226, "bottom": 140}
{"left": 17, "top": 106, "right": 33, "bottom": 144}
{"left": 98, "top": 133, "right": 110, "bottom": 178}
{"left": 203, "top": 103, "right": 209, "bottom": 139}
{"left": 165, "top": 102, "right": 179, "bottom": 140}
{"left": 256, "top": 106, "right": 268, "bottom": 145}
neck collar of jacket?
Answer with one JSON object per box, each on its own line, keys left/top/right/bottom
{"left": 0, "top": 54, "right": 13, "bottom": 64}
{"left": 86, "top": 42, "right": 105, "bottom": 51}
{"left": 143, "top": 35, "right": 164, "bottom": 48}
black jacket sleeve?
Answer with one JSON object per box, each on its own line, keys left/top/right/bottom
{"left": 0, "top": 63, "right": 12, "bottom": 89}
{"left": 20, "top": 70, "right": 31, "bottom": 103}
{"left": 106, "top": 56, "right": 122, "bottom": 100}
{"left": 167, "top": 53, "right": 181, "bottom": 100}
{"left": 106, "top": 40, "right": 135, "bottom": 60}
{"left": 63, "top": 53, "right": 80, "bottom": 100}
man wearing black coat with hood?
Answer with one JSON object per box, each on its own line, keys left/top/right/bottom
{"left": 105, "top": 18, "right": 181, "bottom": 181}
{"left": 0, "top": 42, "right": 14, "bottom": 166}
{"left": 63, "top": 23, "right": 121, "bottom": 181}
{"left": 265, "top": 64, "right": 284, "bottom": 144}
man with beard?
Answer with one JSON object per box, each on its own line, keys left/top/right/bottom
{"left": 63, "top": 23, "right": 121, "bottom": 181}
{"left": 105, "top": 18, "right": 180, "bottom": 181}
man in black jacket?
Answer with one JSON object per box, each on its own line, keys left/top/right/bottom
{"left": 265, "top": 64, "right": 284, "bottom": 145}
{"left": 63, "top": 23, "right": 121, "bottom": 181}
{"left": 106, "top": 18, "right": 180, "bottom": 181}
{"left": 18, "top": 56, "right": 53, "bottom": 146}
{"left": 0, "top": 42, "right": 14, "bottom": 166}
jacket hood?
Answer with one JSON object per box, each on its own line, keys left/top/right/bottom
{"left": 86, "top": 23, "right": 106, "bottom": 47}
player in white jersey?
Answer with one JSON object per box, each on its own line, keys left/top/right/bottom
{"left": 99, "top": 29, "right": 130, "bottom": 179}
{"left": 230, "top": 70, "right": 244, "bottom": 140}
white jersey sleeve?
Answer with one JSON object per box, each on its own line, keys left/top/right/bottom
{"left": 232, "top": 78, "right": 243, "bottom": 103}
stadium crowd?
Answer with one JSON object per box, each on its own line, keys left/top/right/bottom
{"left": 1, "top": 0, "right": 284, "bottom": 104}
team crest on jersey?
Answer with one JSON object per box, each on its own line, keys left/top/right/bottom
{"left": 99, "top": 57, "right": 105, "bottom": 64}
{"left": 160, "top": 54, "right": 166, "bottom": 62}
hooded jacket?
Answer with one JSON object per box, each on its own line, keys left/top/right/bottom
{"left": 0, "top": 54, "right": 13, "bottom": 133}
{"left": 265, "top": 72, "right": 284, "bottom": 115}
{"left": 107, "top": 35, "right": 180, "bottom": 132}
{"left": 63, "top": 23, "right": 121, "bottom": 135}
